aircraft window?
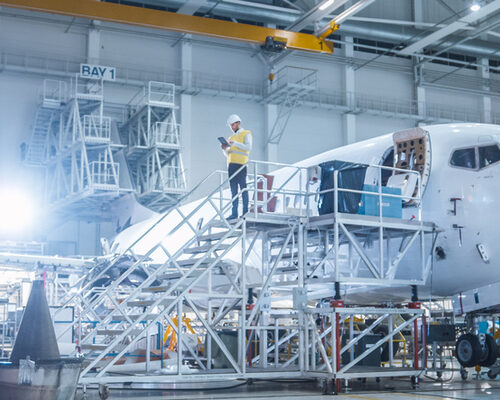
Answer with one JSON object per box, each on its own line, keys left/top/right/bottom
{"left": 450, "top": 148, "right": 476, "bottom": 169}
{"left": 478, "top": 144, "right": 500, "bottom": 169}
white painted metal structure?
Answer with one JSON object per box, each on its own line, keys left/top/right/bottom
{"left": 25, "top": 76, "right": 129, "bottom": 217}
{"left": 120, "top": 81, "right": 187, "bottom": 212}
{"left": 51, "top": 123, "right": 450, "bottom": 385}
{"left": 12, "top": 122, "right": 500, "bottom": 386}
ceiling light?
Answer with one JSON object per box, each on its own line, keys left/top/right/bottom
{"left": 470, "top": 2, "right": 481, "bottom": 11}
{"left": 319, "top": 0, "right": 335, "bottom": 11}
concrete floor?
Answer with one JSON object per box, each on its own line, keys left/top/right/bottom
{"left": 77, "top": 373, "right": 500, "bottom": 400}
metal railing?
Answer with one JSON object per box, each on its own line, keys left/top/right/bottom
{"left": 82, "top": 115, "right": 111, "bottom": 142}
{"left": 89, "top": 161, "right": 119, "bottom": 188}
{"left": 151, "top": 122, "right": 181, "bottom": 147}
{"left": 3, "top": 49, "right": 497, "bottom": 123}
{"left": 71, "top": 75, "right": 103, "bottom": 99}
{"left": 265, "top": 66, "right": 318, "bottom": 97}
{"left": 148, "top": 81, "right": 175, "bottom": 106}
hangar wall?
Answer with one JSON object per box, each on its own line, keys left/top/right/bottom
{"left": 0, "top": 9, "right": 493, "bottom": 255}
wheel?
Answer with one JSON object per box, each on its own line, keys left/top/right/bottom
{"left": 373, "top": 325, "right": 400, "bottom": 362}
{"left": 488, "top": 369, "right": 498, "bottom": 380}
{"left": 411, "top": 376, "right": 418, "bottom": 389}
{"left": 461, "top": 369, "right": 468, "bottom": 381}
{"left": 98, "top": 384, "right": 109, "bottom": 400}
{"left": 479, "top": 334, "right": 498, "bottom": 367}
{"left": 321, "top": 379, "right": 328, "bottom": 395}
{"left": 456, "top": 333, "right": 481, "bottom": 368}
{"left": 436, "top": 371, "right": 443, "bottom": 378}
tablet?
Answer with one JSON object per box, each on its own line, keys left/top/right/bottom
{"left": 218, "top": 137, "right": 230, "bottom": 146}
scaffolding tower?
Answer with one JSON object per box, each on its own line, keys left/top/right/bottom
{"left": 25, "top": 77, "right": 130, "bottom": 218}
{"left": 120, "top": 81, "right": 186, "bottom": 212}
{"left": 51, "top": 160, "right": 438, "bottom": 389}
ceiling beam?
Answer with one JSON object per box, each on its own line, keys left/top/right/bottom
{"left": 0, "top": 0, "right": 334, "bottom": 53}
{"left": 316, "top": 0, "right": 376, "bottom": 37}
{"left": 177, "top": 0, "right": 207, "bottom": 15}
{"left": 400, "top": 0, "right": 500, "bottom": 55}
{"left": 287, "top": 0, "right": 350, "bottom": 32}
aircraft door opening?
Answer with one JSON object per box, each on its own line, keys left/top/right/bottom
{"left": 383, "top": 127, "right": 431, "bottom": 204}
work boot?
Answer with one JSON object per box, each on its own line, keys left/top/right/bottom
{"left": 226, "top": 214, "right": 238, "bottom": 222}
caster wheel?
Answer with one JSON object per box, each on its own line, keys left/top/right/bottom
{"left": 437, "top": 371, "right": 443, "bottom": 378}
{"left": 321, "top": 380, "right": 329, "bottom": 395}
{"left": 247, "top": 378, "right": 254, "bottom": 385}
{"left": 98, "top": 384, "right": 109, "bottom": 400}
{"left": 376, "top": 377, "right": 380, "bottom": 383}
{"left": 411, "top": 376, "right": 418, "bottom": 389}
{"left": 487, "top": 370, "right": 498, "bottom": 380}
{"left": 461, "top": 370, "right": 468, "bottom": 381}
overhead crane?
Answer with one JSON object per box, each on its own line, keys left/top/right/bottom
{"left": 0, "top": 0, "right": 338, "bottom": 54}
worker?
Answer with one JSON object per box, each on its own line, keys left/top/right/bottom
{"left": 221, "top": 114, "right": 253, "bottom": 220}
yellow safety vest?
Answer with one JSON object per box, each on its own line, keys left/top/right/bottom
{"left": 228, "top": 129, "right": 252, "bottom": 165}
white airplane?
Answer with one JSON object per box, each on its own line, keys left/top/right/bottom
{"left": 100, "top": 122, "right": 500, "bottom": 369}
{"left": 112, "top": 122, "right": 500, "bottom": 302}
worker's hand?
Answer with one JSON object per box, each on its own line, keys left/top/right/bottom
{"left": 221, "top": 144, "right": 228, "bottom": 150}
{"left": 228, "top": 140, "right": 234, "bottom": 145}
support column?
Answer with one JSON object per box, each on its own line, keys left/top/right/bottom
{"left": 343, "top": 36, "right": 356, "bottom": 145}
{"left": 180, "top": 35, "right": 193, "bottom": 188}
{"left": 413, "top": 0, "right": 426, "bottom": 127}
{"left": 265, "top": 104, "right": 278, "bottom": 164}
{"left": 87, "top": 22, "right": 101, "bottom": 64}
{"left": 479, "top": 58, "right": 492, "bottom": 123}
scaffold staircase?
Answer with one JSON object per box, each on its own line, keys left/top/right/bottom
{"left": 25, "top": 107, "right": 55, "bottom": 166}
{"left": 52, "top": 160, "right": 437, "bottom": 385}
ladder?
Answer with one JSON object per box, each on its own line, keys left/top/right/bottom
{"left": 25, "top": 107, "right": 55, "bottom": 166}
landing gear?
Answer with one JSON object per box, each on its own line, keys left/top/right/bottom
{"left": 487, "top": 369, "right": 498, "bottom": 380}
{"left": 456, "top": 333, "right": 482, "bottom": 367}
{"left": 479, "top": 334, "right": 498, "bottom": 367}
{"left": 456, "top": 332, "right": 498, "bottom": 381}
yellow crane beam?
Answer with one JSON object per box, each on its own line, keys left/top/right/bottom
{"left": 0, "top": 0, "right": 335, "bottom": 54}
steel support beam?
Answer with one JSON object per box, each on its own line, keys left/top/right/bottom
{"left": 343, "top": 35, "right": 356, "bottom": 145}
{"left": 0, "top": 0, "right": 334, "bottom": 53}
{"left": 400, "top": 0, "right": 500, "bottom": 55}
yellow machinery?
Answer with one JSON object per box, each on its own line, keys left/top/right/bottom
{"left": 0, "top": 0, "right": 337, "bottom": 54}
{"left": 163, "top": 315, "right": 202, "bottom": 353}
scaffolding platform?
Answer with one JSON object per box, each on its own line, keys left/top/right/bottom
{"left": 50, "top": 160, "right": 437, "bottom": 389}
{"left": 120, "top": 81, "right": 186, "bottom": 212}
{"left": 25, "top": 76, "right": 131, "bottom": 218}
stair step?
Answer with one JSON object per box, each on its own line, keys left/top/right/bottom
{"left": 183, "top": 244, "right": 231, "bottom": 254}
{"left": 175, "top": 257, "right": 218, "bottom": 267}
{"left": 96, "top": 328, "right": 142, "bottom": 336}
{"left": 126, "top": 299, "right": 175, "bottom": 307}
{"left": 111, "top": 313, "right": 158, "bottom": 321}
{"left": 197, "top": 230, "right": 241, "bottom": 242}
{"left": 80, "top": 343, "right": 110, "bottom": 351}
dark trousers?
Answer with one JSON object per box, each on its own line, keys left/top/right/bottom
{"left": 228, "top": 162, "right": 248, "bottom": 217}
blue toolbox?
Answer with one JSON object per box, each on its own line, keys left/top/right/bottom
{"left": 358, "top": 184, "right": 402, "bottom": 218}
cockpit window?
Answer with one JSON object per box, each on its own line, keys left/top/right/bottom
{"left": 478, "top": 144, "right": 500, "bottom": 169}
{"left": 450, "top": 148, "right": 476, "bottom": 169}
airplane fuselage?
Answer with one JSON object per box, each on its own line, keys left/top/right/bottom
{"left": 113, "top": 123, "right": 500, "bottom": 302}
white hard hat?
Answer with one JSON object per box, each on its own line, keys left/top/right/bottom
{"left": 227, "top": 114, "right": 241, "bottom": 126}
